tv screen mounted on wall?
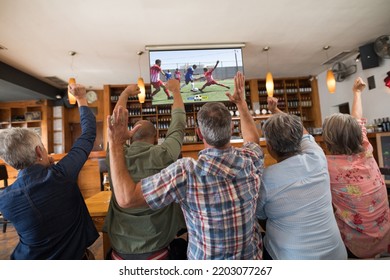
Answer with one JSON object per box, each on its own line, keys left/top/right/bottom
{"left": 148, "top": 48, "right": 244, "bottom": 106}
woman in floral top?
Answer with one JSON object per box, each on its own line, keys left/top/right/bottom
{"left": 322, "top": 77, "right": 390, "bottom": 258}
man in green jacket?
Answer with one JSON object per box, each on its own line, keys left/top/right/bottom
{"left": 103, "top": 79, "right": 186, "bottom": 260}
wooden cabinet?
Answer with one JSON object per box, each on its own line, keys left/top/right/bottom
{"left": 0, "top": 100, "right": 52, "bottom": 152}
{"left": 246, "top": 76, "right": 322, "bottom": 130}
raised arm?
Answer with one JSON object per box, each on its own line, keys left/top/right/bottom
{"left": 56, "top": 84, "right": 96, "bottom": 178}
{"left": 114, "top": 84, "right": 141, "bottom": 110}
{"left": 226, "top": 71, "right": 259, "bottom": 144}
{"left": 107, "top": 105, "right": 147, "bottom": 208}
{"left": 212, "top": 60, "right": 220, "bottom": 71}
{"left": 351, "top": 77, "right": 366, "bottom": 119}
{"left": 160, "top": 79, "right": 186, "bottom": 158}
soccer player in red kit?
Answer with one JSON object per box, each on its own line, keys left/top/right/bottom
{"left": 174, "top": 68, "right": 181, "bottom": 82}
{"left": 199, "top": 60, "right": 230, "bottom": 93}
{"left": 150, "top": 59, "right": 172, "bottom": 99}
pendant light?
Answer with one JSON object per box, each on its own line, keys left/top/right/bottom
{"left": 68, "top": 77, "right": 77, "bottom": 104}
{"left": 323, "top": 46, "right": 336, "bottom": 94}
{"left": 137, "top": 51, "right": 146, "bottom": 103}
{"left": 68, "top": 51, "right": 77, "bottom": 104}
{"left": 263, "top": 46, "right": 274, "bottom": 97}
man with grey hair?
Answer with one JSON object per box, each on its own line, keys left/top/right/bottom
{"left": 0, "top": 84, "right": 99, "bottom": 259}
{"left": 107, "top": 71, "right": 264, "bottom": 259}
{"left": 256, "top": 97, "right": 347, "bottom": 260}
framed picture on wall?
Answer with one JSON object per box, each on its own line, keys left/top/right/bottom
{"left": 25, "top": 111, "right": 41, "bottom": 121}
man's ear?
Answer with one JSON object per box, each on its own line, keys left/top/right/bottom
{"left": 195, "top": 127, "right": 203, "bottom": 140}
{"left": 266, "top": 142, "right": 278, "bottom": 161}
{"left": 35, "top": 145, "right": 43, "bottom": 161}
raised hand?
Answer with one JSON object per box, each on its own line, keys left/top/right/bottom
{"left": 68, "top": 84, "right": 87, "bottom": 99}
{"left": 107, "top": 105, "right": 140, "bottom": 146}
{"left": 267, "top": 96, "right": 279, "bottom": 114}
{"left": 226, "top": 71, "right": 245, "bottom": 106}
{"left": 165, "top": 79, "right": 180, "bottom": 93}
{"left": 353, "top": 77, "right": 366, "bottom": 93}
{"left": 123, "top": 84, "right": 141, "bottom": 97}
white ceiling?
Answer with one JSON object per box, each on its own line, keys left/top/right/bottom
{"left": 0, "top": 0, "right": 389, "bottom": 102}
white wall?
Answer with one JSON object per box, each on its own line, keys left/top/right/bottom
{"left": 317, "top": 57, "right": 390, "bottom": 126}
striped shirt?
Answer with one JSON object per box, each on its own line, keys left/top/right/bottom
{"left": 150, "top": 64, "right": 162, "bottom": 83}
{"left": 141, "top": 142, "right": 264, "bottom": 260}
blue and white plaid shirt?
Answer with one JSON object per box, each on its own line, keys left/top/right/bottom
{"left": 142, "top": 142, "right": 264, "bottom": 259}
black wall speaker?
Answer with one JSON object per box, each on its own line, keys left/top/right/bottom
{"left": 359, "top": 43, "right": 380, "bottom": 70}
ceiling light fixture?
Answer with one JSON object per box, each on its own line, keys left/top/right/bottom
{"left": 68, "top": 51, "right": 77, "bottom": 104}
{"left": 137, "top": 51, "right": 146, "bottom": 103}
{"left": 323, "top": 46, "right": 336, "bottom": 94}
{"left": 263, "top": 46, "right": 274, "bottom": 97}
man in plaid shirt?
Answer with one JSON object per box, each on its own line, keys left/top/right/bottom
{"left": 108, "top": 72, "right": 264, "bottom": 259}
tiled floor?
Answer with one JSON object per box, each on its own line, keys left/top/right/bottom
{"left": 0, "top": 224, "right": 104, "bottom": 260}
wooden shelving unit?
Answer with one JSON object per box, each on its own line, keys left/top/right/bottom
{"left": 0, "top": 100, "right": 52, "bottom": 152}
{"left": 246, "top": 76, "right": 322, "bottom": 130}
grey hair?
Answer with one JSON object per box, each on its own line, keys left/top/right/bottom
{"left": 0, "top": 128, "right": 43, "bottom": 170}
{"left": 322, "top": 113, "right": 363, "bottom": 155}
{"left": 197, "top": 102, "right": 231, "bottom": 148}
{"left": 263, "top": 114, "right": 303, "bottom": 157}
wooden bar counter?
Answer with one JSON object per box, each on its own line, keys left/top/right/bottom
{"left": 85, "top": 191, "right": 112, "bottom": 258}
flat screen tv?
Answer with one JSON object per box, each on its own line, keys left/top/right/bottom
{"left": 148, "top": 48, "right": 243, "bottom": 106}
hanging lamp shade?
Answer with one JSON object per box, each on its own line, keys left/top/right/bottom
{"left": 68, "top": 77, "right": 77, "bottom": 104}
{"left": 266, "top": 72, "right": 274, "bottom": 97}
{"left": 137, "top": 77, "right": 146, "bottom": 103}
{"left": 326, "top": 69, "right": 336, "bottom": 94}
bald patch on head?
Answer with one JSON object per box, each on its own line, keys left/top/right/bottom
{"left": 131, "top": 120, "right": 157, "bottom": 143}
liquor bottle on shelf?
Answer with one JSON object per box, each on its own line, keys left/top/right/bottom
{"left": 377, "top": 118, "right": 383, "bottom": 132}
{"left": 102, "top": 174, "right": 110, "bottom": 191}
{"left": 382, "top": 118, "right": 390, "bottom": 132}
